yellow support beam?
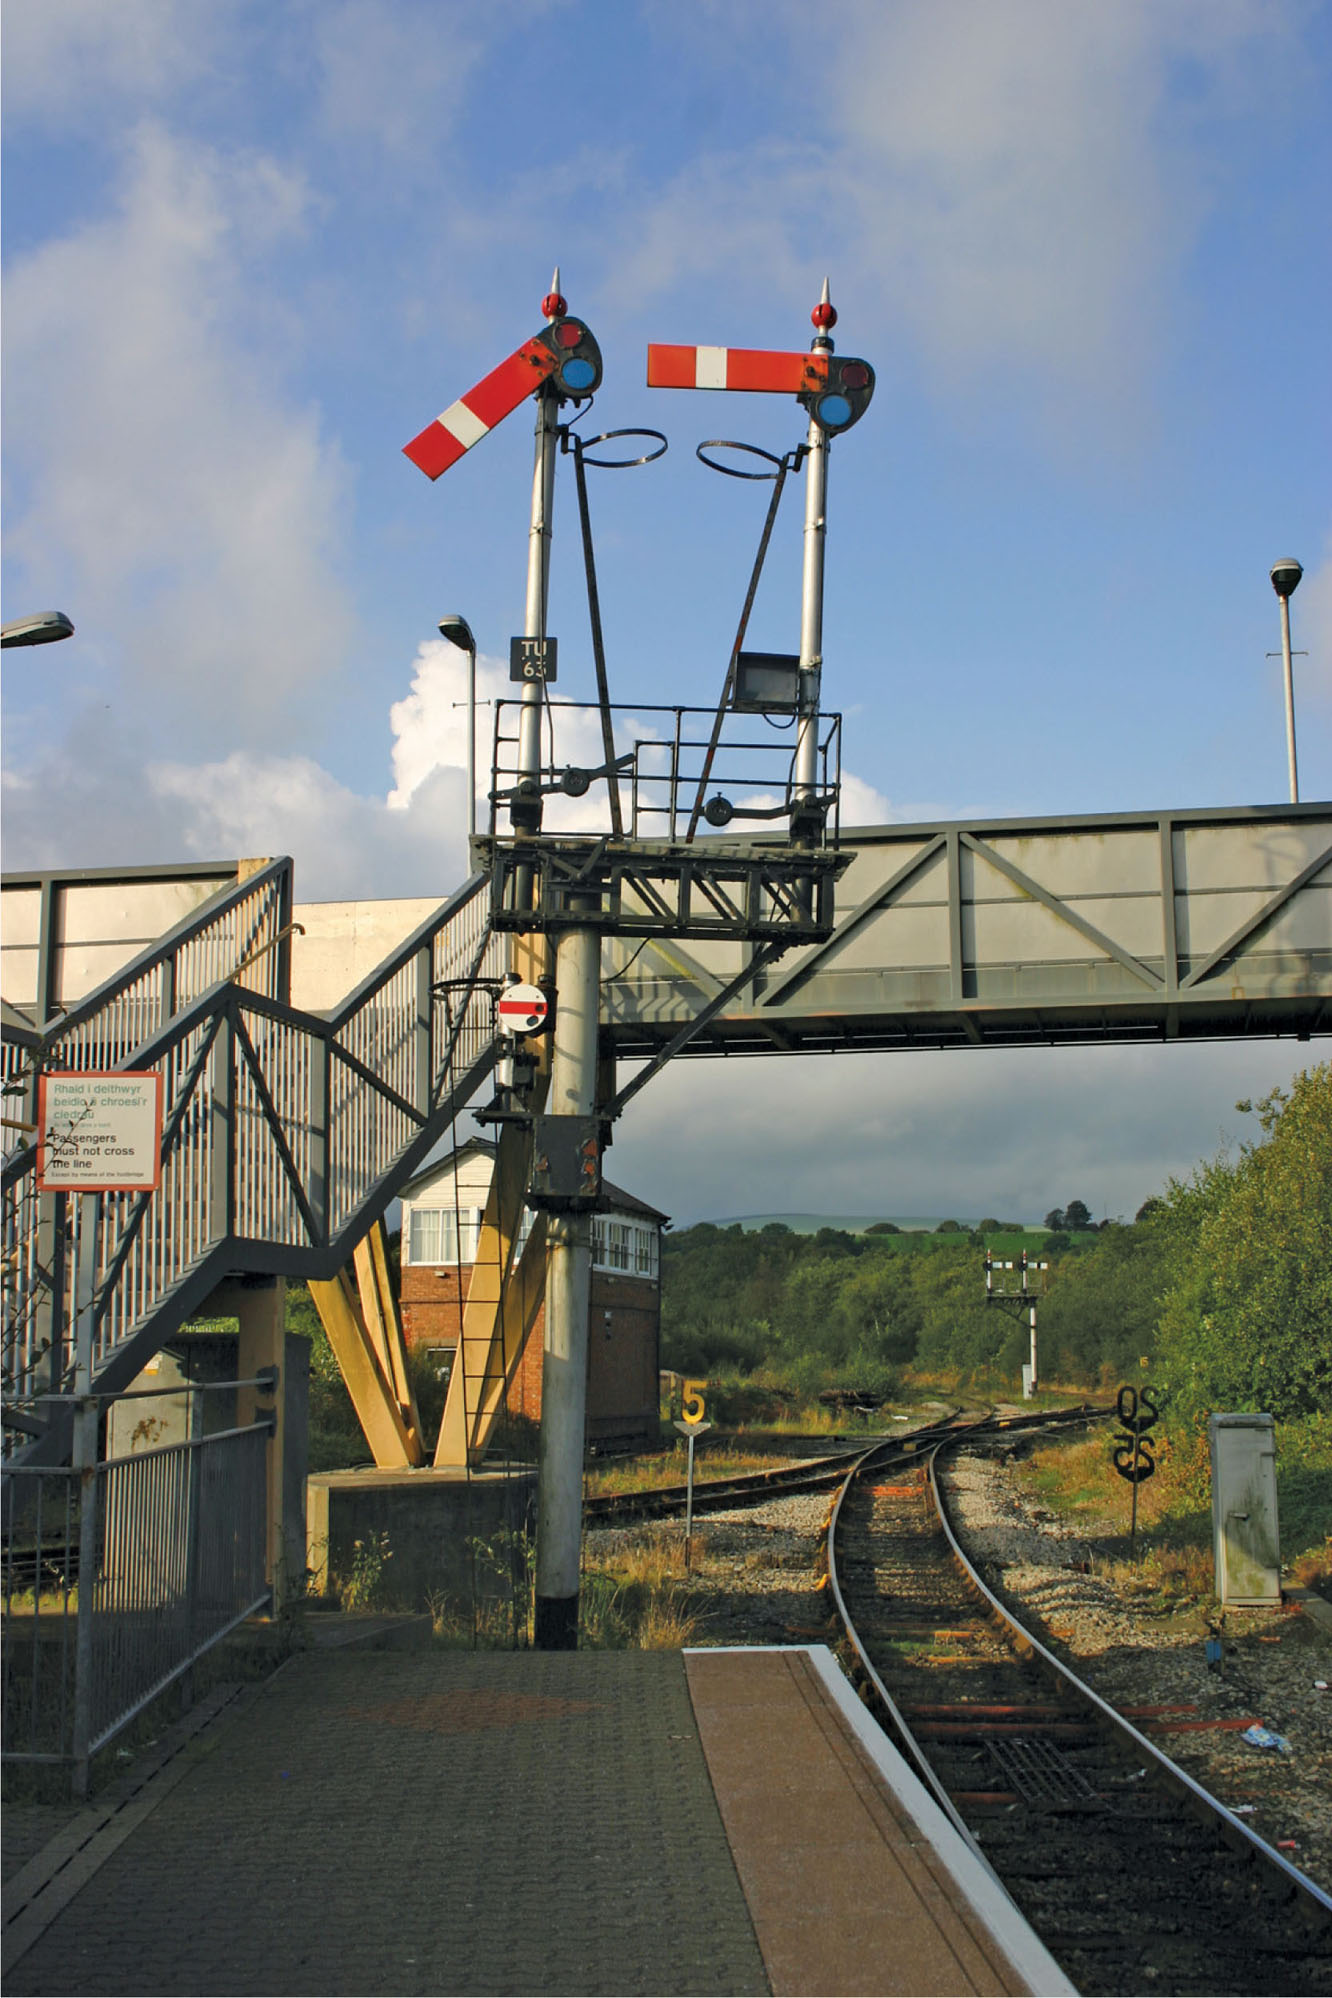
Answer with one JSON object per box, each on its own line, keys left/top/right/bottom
{"left": 353, "top": 1220, "right": 422, "bottom": 1442}
{"left": 435, "top": 934, "right": 552, "bottom": 1468}
{"left": 433, "top": 1116, "right": 545, "bottom": 1467}
{"left": 309, "top": 1264, "right": 424, "bottom": 1469}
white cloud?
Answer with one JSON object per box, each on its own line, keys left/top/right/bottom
{"left": 838, "top": 772, "right": 898, "bottom": 828}
{"left": 2, "top": 123, "right": 352, "bottom": 748}
{"left": 387, "top": 641, "right": 504, "bottom": 811}
{"left": 386, "top": 640, "right": 678, "bottom": 835}
{"left": 311, "top": 0, "right": 493, "bottom": 162}
{"left": 608, "top": 0, "right": 1296, "bottom": 440}
{"left": 0, "top": 719, "right": 468, "bottom": 904}
{"left": 0, "top": 0, "right": 218, "bottom": 124}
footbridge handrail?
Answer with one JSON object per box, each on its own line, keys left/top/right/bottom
{"left": 3, "top": 872, "right": 504, "bottom": 1448}
{"left": 5, "top": 859, "right": 296, "bottom": 1092}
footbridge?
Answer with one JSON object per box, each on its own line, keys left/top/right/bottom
{"left": 4, "top": 798, "right": 1327, "bottom": 1465}
{"left": 598, "top": 802, "right": 1332, "bottom": 1057}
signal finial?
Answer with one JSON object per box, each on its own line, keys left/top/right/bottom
{"left": 543, "top": 267, "right": 567, "bottom": 321}
{"left": 811, "top": 277, "right": 837, "bottom": 341}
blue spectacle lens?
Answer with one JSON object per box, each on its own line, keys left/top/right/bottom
{"left": 817, "top": 393, "right": 852, "bottom": 428}
{"left": 561, "top": 358, "right": 597, "bottom": 392}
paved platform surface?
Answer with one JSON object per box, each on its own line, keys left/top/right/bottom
{"left": 3, "top": 1641, "right": 1065, "bottom": 1997}
{"left": 685, "top": 1649, "right": 1068, "bottom": 1997}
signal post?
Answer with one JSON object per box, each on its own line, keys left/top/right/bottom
{"left": 407, "top": 277, "right": 871, "bottom": 1645}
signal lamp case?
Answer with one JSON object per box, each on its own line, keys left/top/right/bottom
{"left": 1208, "top": 1413, "right": 1281, "bottom": 1605}
{"left": 733, "top": 651, "right": 802, "bottom": 714}
{"left": 528, "top": 1115, "right": 602, "bottom": 1211}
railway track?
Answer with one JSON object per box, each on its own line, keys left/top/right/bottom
{"left": 583, "top": 1405, "right": 1097, "bottom": 1524}
{"left": 825, "top": 1414, "right": 1332, "bottom": 1996}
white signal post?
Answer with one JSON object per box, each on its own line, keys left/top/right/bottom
{"left": 404, "top": 270, "right": 606, "bottom": 1647}
{"left": 984, "top": 1249, "right": 1047, "bottom": 1399}
{"left": 527, "top": 276, "right": 602, "bottom": 1649}
{"left": 534, "top": 907, "right": 602, "bottom": 1647}
{"left": 795, "top": 282, "right": 836, "bottom": 818}
{"left": 519, "top": 273, "right": 566, "bottom": 821}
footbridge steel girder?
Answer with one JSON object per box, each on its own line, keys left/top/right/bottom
{"left": 598, "top": 804, "right": 1332, "bottom": 1056}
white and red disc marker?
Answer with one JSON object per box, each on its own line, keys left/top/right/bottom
{"left": 496, "top": 982, "right": 550, "bottom": 1035}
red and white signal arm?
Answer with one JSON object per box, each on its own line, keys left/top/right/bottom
{"left": 496, "top": 983, "right": 550, "bottom": 1035}
{"left": 404, "top": 317, "right": 603, "bottom": 481}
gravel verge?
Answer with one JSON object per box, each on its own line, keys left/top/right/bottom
{"left": 584, "top": 1490, "right": 832, "bottom": 1648}
{"left": 943, "top": 1447, "right": 1332, "bottom": 1897}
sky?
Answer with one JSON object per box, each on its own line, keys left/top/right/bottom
{"left": 3, "top": 0, "right": 1329, "bottom": 1226}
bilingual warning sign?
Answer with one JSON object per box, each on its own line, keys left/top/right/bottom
{"left": 36, "top": 1073, "right": 163, "bottom": 1192}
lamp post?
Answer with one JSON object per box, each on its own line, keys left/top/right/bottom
{"left": 437, "top": 613, "right": 478, "bottom": 838}
{"left": 1, "top": 611, "right": 74, "bottom": 649}
{"left": 1269, "top": 559, "right": 1303, "bottom": 805}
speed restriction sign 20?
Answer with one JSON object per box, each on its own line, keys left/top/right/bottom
{"left": 496, "top": 982, "right": 550, "bottom": 1035}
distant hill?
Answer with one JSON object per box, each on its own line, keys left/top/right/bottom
{"left": 709, "top": 1211, "right": 1021, "bottom": 1235}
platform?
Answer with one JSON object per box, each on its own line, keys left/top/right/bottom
{"left": 3, "top": 1640, "right": 1069, "bottom": 1996}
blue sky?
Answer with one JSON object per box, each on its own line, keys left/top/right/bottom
{"left": 3, "top": 0, "right": 1329, "bottom": 1225}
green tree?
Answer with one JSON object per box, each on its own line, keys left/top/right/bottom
{"left": 1038, "top": 1222, "right": 1169, "bottom": 1384}
{"left": 913, "top": 1251, "right": 1017, "bottom": 1378}
{"left": 830, "top": 1255, "right": 922, "bottom": 1364}
{"left": 1155, "top": 1067, "right": 1332, "bottom": 1426}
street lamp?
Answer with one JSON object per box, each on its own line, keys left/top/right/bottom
{"left": 1, "top": 611, "right": 74, "bottom": 649}
{"left": 1269, "top": 559, "right": 1303, "bottom": 805}
{"left": 437, "top": 614, "right": 478, "bottom": 838}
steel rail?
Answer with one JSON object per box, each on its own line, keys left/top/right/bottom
{"left": 823, "top": 1410, "right": 1332, "bottom": 1961}
{"left": 824, "top": 1414, "right": 1000, "bottom": 1849}
{"left": 582, "top": 1406, "right": 988, "bottom": 1523}
{"left": 586, "top": 1441, "right": 881, "bottom": 1523}
{"left": 925, "top": 1438, "right": 1332, "bottom": 1922}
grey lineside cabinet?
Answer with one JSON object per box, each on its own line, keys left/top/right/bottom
{"left": 1208, "top": 1413, "right": 1281, "bottom": 1606}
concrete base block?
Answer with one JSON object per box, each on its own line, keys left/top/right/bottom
{"left": 306, "top": 1467, "right": 535, "bottom": 1617}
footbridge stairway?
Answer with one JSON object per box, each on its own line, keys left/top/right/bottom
{"left": 2, "top": 859, "right": 505, "bottom": 1468}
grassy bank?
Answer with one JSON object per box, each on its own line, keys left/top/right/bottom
{"left": 1014, "top": 1413, "right": 1332, "bottom": 1599}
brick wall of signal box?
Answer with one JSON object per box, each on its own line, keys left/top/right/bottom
{"left": 400, "top": 1262, "right": 659, "bottom": 1447}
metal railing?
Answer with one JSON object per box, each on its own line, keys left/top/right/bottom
{"left": 489, "top": 699, "right": 843, "bottom": 844}
{"left": 2, "top": 1419, "right": 270, "bottom": 1789}
{"left": 2, "top": 861, "right": 294, "bottom": 1124}
{"left": 3, "top": 872, "right": 504, "bottom": 1437}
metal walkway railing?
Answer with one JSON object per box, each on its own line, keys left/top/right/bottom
{"left": 3, "top": 870, "right": 504, "bottom": 1458}
{"left": 1, "top": 859, "right": 295, "bottom": 1123}
{"left": 2, "top": 1417, "right": 272, "bottom": 1789}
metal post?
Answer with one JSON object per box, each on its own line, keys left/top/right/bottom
{"left": 534, "top": 903, "right": 601, "bottom": 1649}
{"left": 1278, "top": 593, "right": 1299, "bottom": 806}
{"left": 1028, "top": 1302, "right": 1038, "bottom": 1396}
{"left": 794, "top": 282, "right": 835, "bottom": 809}
{"left": 1269, "top": 558, "right": 1303, "bottom": 806}
{"left": 71, "top": 1192, "right": 100, "bottom": 1798}
{"left": 794, "top": 415, "right": 827, "bottom": 802}
{"left": 515, "top": 305, "right": 561, "bottom": 824}
{"left": 684, "top": 1428, "right": 697, "bottom": 1572}
{"left": 467, "top": 637, "right": 478, "bottom": 839}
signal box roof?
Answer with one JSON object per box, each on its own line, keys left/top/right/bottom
{"left": 398, "top": 1136, "right": 669, "bottom": 1224}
